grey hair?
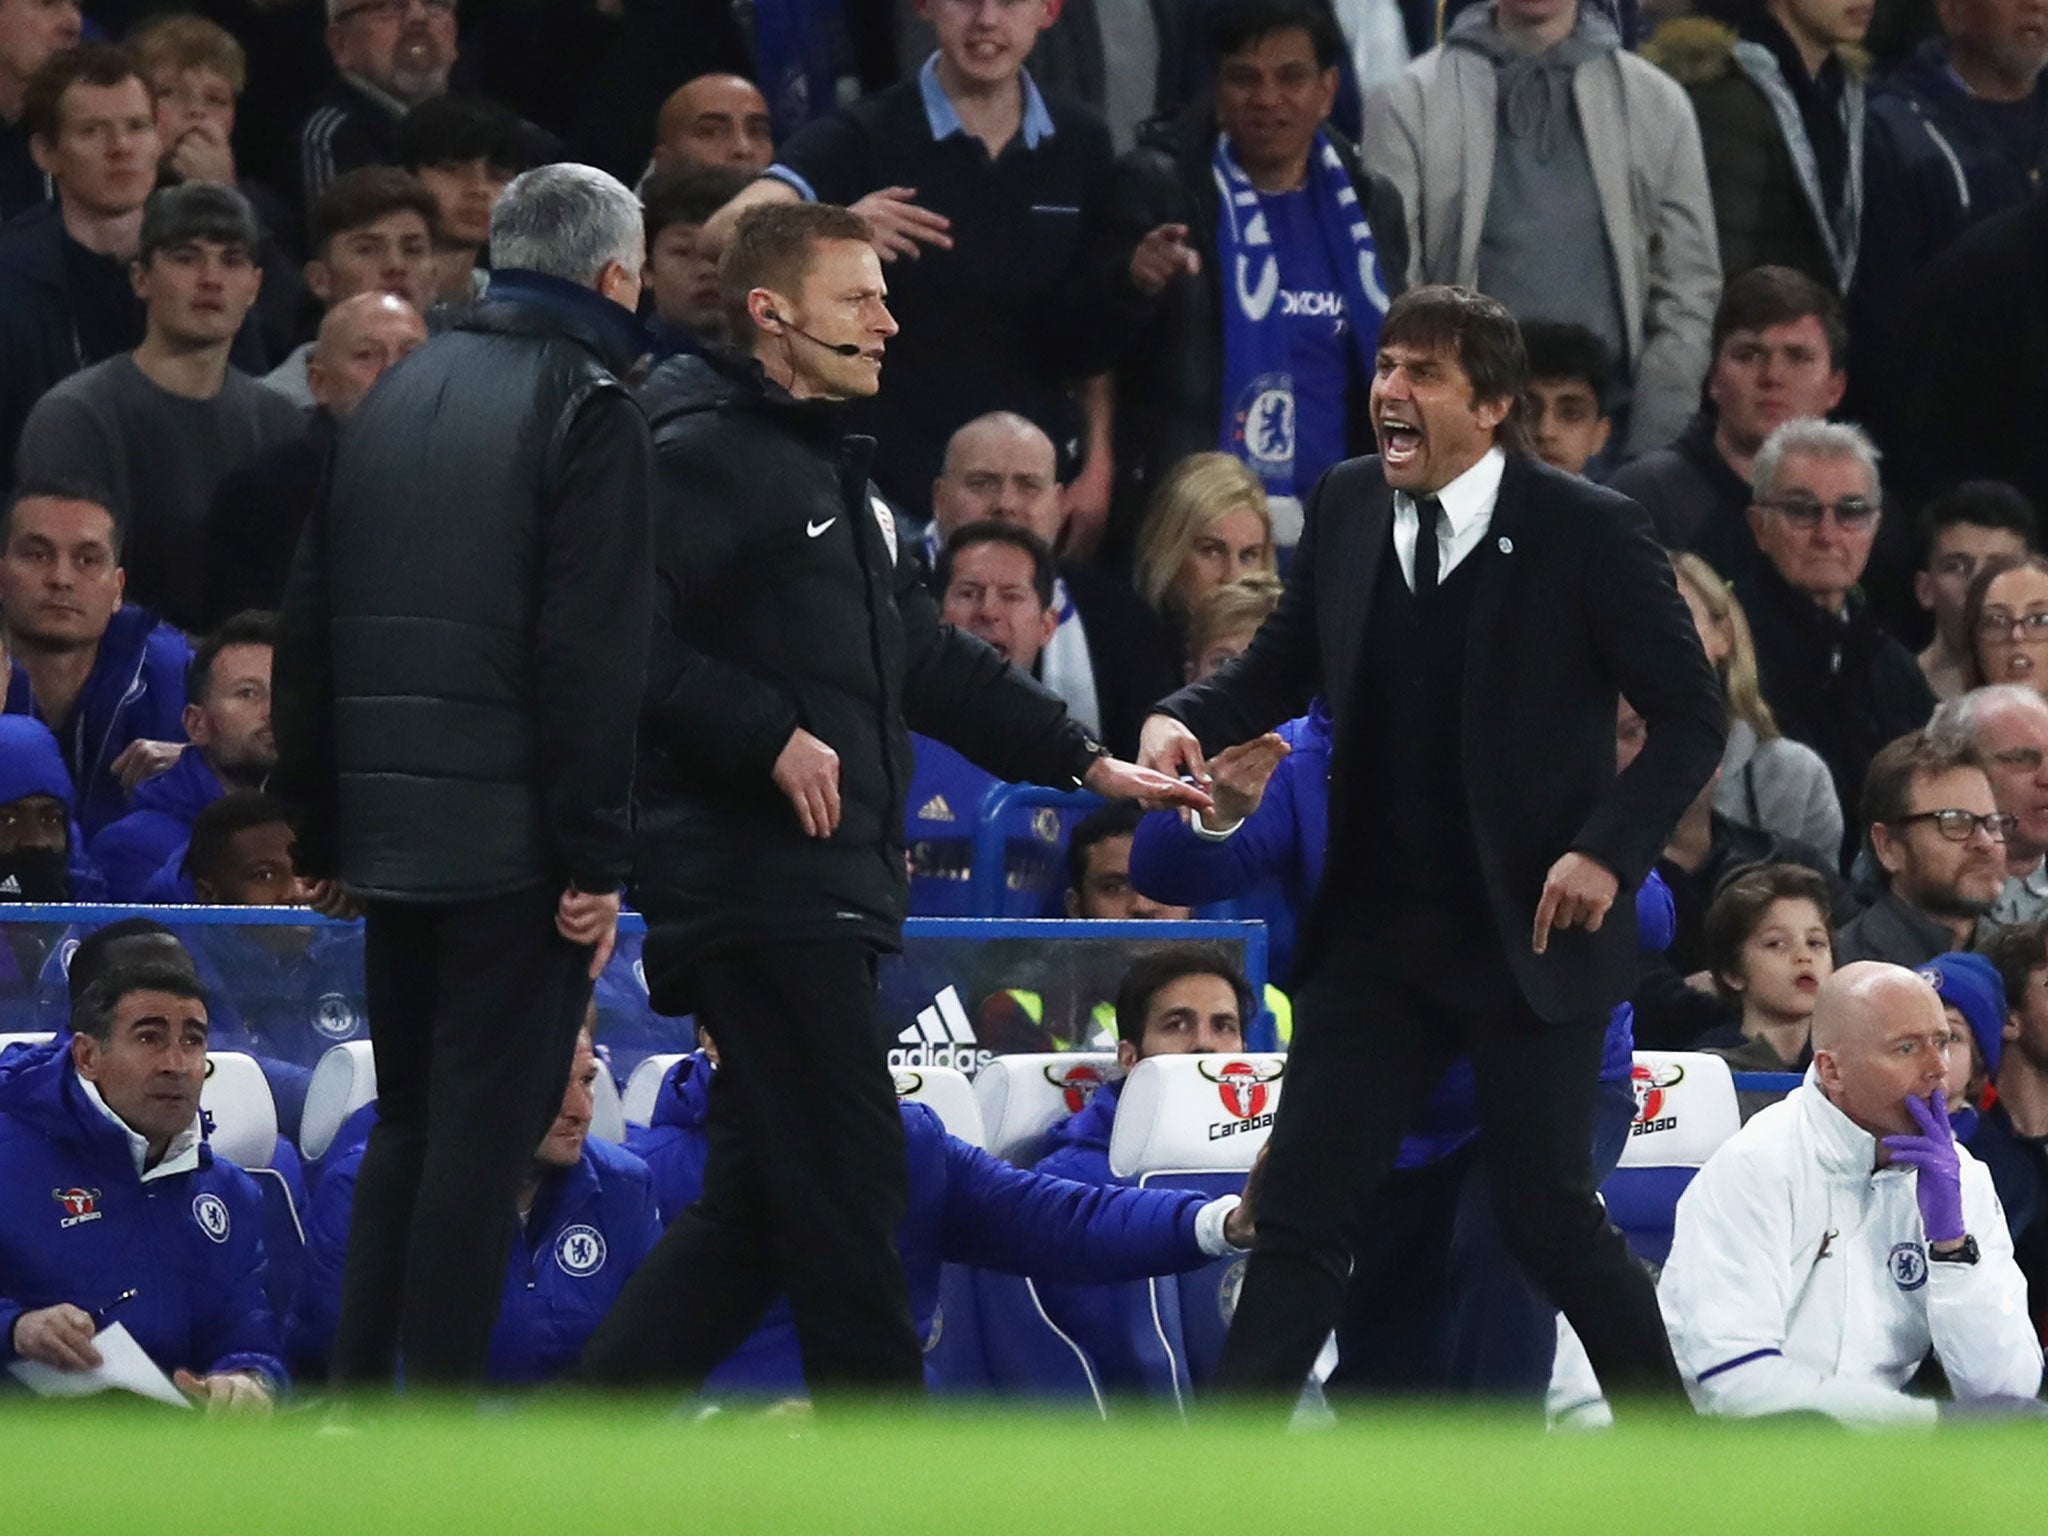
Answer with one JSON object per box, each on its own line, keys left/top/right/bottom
{"left": 1752, "top": 418, "right": 1883, "bottom": 502}
{"left": 1931, "top": 683, "right": 2048, "bottom": 745}
{"left": 488, "top": 163, "right": 643, "bottom": 287}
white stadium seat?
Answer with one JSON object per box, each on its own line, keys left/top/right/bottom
{"left": 623, "top": 1053, "right": 686, "bottom": 1128}
{"left": 300, "top": 1040, "right": 378, "bottom": 1160}
{"left": 893, "top": 1064, "right": 985, "bottom": 1148}
{"left": 973, "top": 1052, "right": 1121, "bottom": 1164}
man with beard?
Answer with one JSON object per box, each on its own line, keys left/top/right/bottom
{"left": 90, "top": 610, "right": 275, "bottom": 901}
{"left": 1839, "top": 731, "right": 2010, "bottom": 964}
{"left": 0, "top": 714, "right": 84, "bottom": 905}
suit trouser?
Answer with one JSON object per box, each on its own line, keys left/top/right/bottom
{"left": 1211, "top": 910, "right": 1685, "bottom": 1407}
{"left": 330, "top": 884, "right": 593, "bottom": 1390}
{"left": 1330, "top": 1074, "right": 1639, "bottom": 1401}
{"left": 577, "top": 938, "right": 925, "bottom": 1397}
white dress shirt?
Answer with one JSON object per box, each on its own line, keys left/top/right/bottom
{"left": 1390, "top": 446, "right": 1507, "bottom": 592}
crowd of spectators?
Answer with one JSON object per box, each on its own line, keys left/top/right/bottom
{"left": 2, "top": 0, "right": 2047, "bottom": 1415}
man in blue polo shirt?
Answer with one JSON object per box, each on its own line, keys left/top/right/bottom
{"left": 697, "top": 0, "right": 1183, "bottom": 521}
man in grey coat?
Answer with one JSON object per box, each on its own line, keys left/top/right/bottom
{"left": 1359, "top": 0, "right": 1720, "bottom": 458}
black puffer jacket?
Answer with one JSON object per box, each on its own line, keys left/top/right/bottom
{"left": 274, "top": 271, "right": 654, "bottom": 902}
{"left": 631, "top": 349, "right": 1105, "bottom": 1009}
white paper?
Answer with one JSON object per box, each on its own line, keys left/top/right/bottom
{"left": 8, "top": 1323, "right": 192, "bottom": 1408}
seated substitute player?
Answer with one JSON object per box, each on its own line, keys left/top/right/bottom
{"left": 1659, "top": 961, "right": 2042, "bottom": 1425}
{"left": 624, "top": 1027, "right": 1255, "bottom": 1397}
{"left": 292, "top": 1020, "right": 661, "bottom": 1386}
{"left": 0, "top": 961, "right": 285, "bottom": 1409}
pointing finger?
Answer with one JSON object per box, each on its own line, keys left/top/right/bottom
{"left": 1532, "top": 884, "right": 1561, "bottom": 956}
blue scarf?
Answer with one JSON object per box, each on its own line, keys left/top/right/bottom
{"left": 1213, "top": 130, "right": 1389, "bottom": 498}
{"left": 753, "top": 0, "right": 845, "bottom": 140}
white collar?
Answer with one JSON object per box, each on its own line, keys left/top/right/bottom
{"left": 1398, "top": 445, "right": 1506, "bottom": 535}
{"left": 1795, "top": 1068, "right": 1888, "bottom": 1180}
{"left": 77, "top": 1076, "right": 204, "bottom": 1183}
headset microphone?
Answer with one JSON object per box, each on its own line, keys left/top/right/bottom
{"left": 765, "top": 310, "right": 864, "bottom": 358}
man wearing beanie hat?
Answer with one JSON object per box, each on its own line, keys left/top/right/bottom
{"left": 0, "top": 714, "right": 99, "bottom": 904}
{"left": 0, "top": 714, "right": 92, "bottom": 1028}
{"left": 14, "top": 182, "right": 302, "bottom": 633}
{"left": 1972, "top": 919, "right": 2048, "bottom": 1333}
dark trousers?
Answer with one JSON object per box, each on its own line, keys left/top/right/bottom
{"left": 1211, "top": 914, "right": 1684, "bottom": 1407}
{"left": 1331, "top": 1075, "right": 1639, "bottom": 1401}
{"left": 330, "top": 884, "right": 594, "bottom": 1390}
{"left": 578, "top": 939, "right": 924, "bottom": 1396}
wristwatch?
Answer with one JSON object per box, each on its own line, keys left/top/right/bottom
{"left": 1929, "top": 1235, "right": 1980, "bottom": 1265}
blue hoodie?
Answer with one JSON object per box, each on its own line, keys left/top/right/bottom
{"left": 5, "top": 608, "right": 191, "bottom": 838}
{"left": 0, "top": 1040, "right": 286, "bottom": 1386}
{"left": 627, "top": 1052, "right": 1223, "bottom": 1395}
{"left": 291, "top": 1118, "right": 662, "bottom": 1385}
{"left": 0, "top": 714, "right": 101, "bottom": 900}
{"left": 86, "top": 747, "right": 225, "bottom": 901}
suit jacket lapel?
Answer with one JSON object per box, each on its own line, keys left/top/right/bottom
{"left": 1326, "top": 472, "right": 1395, "bottom": 713}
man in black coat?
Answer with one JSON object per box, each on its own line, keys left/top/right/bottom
{"left": 1140, "top": 285, "right": 1726, "bottom": 1408}
{"left": 577, "top": 202, "right": 1202, "bottom": 1397}
{"left": 1098, "top": 0, "right": 1407, "bottom": 549}
{"left": 272, "top": 164, "right": 653, "bottom": 1391}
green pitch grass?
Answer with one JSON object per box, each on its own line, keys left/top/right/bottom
{"left": 4, "top": 1398, "right": 2035, "bottom": 1535}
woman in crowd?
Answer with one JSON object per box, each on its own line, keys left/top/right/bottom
{"left": 1132, "top": 453, "right": 1277, "bottom": 654}
{"left": 1964, "top": 553, "right": 2048, "bottom": 701}
{"left": 1672, "top": 551, "right": 1843, "bottom": 858}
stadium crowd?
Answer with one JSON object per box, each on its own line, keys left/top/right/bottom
{"left": 1, "top": 0, "right": 2047, "bottom": 1422}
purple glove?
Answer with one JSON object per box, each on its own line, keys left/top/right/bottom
{"left": 1881, "top": 1089, "right": 1966, "bottom": 1244}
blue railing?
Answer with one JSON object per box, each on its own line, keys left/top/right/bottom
{"left": 968, "top": 783, "right": 1104, "bottom": 916}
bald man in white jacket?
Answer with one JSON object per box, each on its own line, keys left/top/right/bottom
{"left": 1659, "top": 962, "right": 2041, "bottom": 1425}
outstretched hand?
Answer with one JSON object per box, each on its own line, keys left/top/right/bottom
{"left": 1206, "top": 733, "right": 1290, "bottom": 825}
{"left": 1137, "top": 713, "right": 1209, "bottom": 786}
{"left": 1083, "top": 755, "right": 1213, "bottom": 815}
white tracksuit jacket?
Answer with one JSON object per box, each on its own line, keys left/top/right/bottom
{"left": 1659, "top": 1072, "right": 2042, "bottom": 1425}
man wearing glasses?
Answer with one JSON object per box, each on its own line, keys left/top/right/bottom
{"left": 1839, "top": 730, "right": 2008, "bottom": 966}
{"left": 1928, "top": 685, "right": 2048, "bottom": 927}
{"left": 1736, "top": 418, "right": 1938, "bottom": 865}
{"left": 295, "top": 0, "right": 458, "bottom": 213}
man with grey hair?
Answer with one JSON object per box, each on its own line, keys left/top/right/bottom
{"left": 1735, "top": 418, "right": 1937, "bottom": 849}
{"left": 1658, "top": 961, "right": 2041, "bottom": 1424}
{"left": 1932, "top": 685, "right": 2048, "bottom": 926}
{"left": 273, "top": 161, "right": 654, "bottom": 1393}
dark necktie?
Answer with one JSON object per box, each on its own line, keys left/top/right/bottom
{"left": 1413, "top": 495, "right": 1445, "bottom": 598}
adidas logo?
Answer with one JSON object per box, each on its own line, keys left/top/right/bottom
{"left": 0, "top": 875, "right": 18, "bottom": 895}
{"left": 918, "top": 794, "right": 954, "bottom": 824}
{"left": 889, "top": 984, "right": 993, "bottom": 1076}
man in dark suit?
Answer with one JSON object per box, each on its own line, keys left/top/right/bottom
{"left": 1140, "top": 285, "right": 1727, "bottom": 1408}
